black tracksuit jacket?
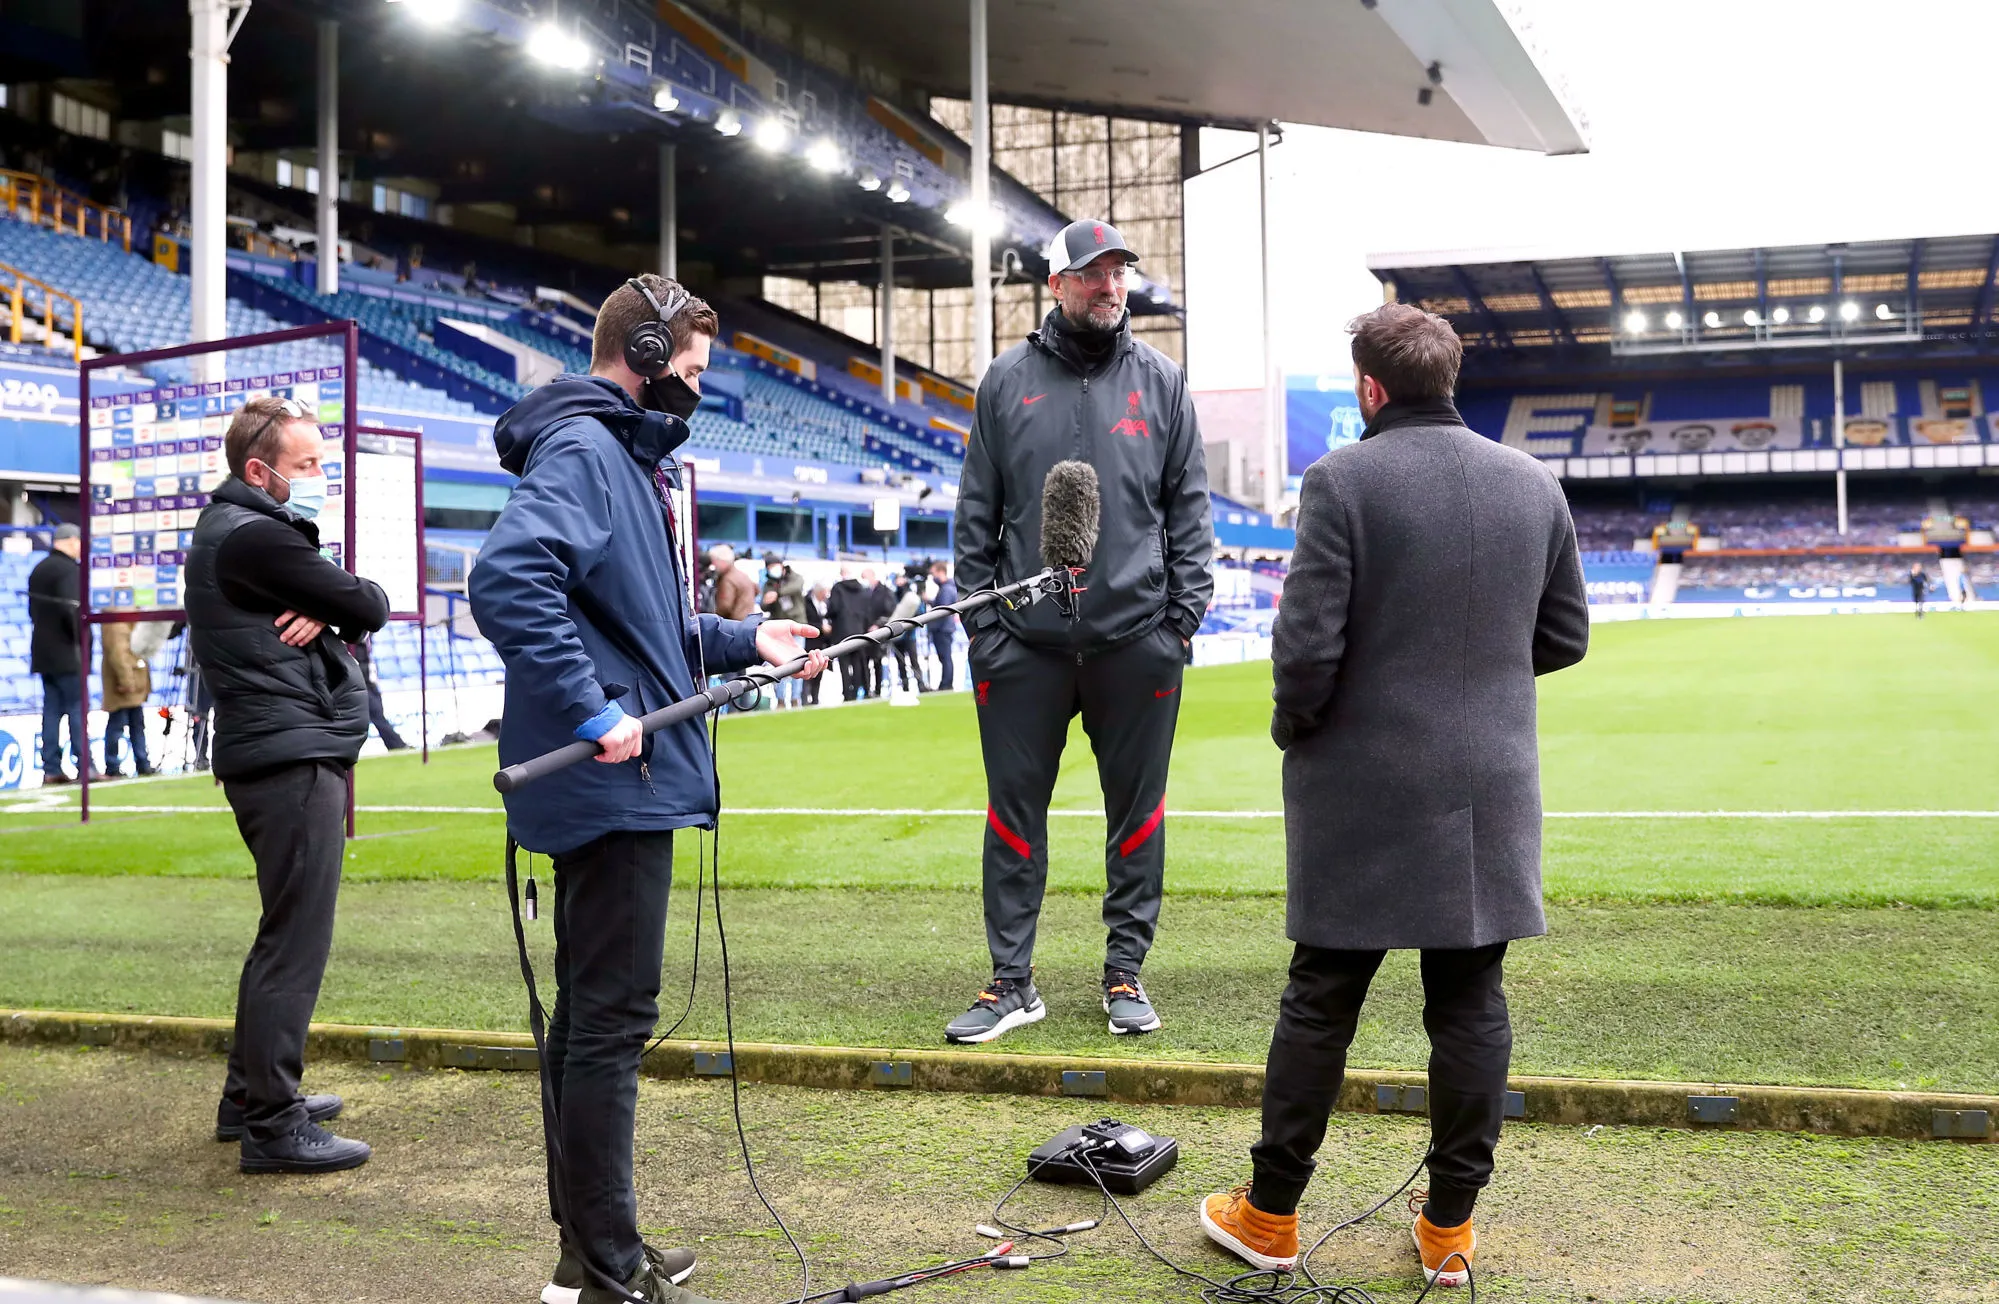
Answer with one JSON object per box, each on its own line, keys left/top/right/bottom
{"left": 955, "top": 308, "right": 1213, "bottom": 652}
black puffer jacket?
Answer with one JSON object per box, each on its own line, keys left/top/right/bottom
{"left": 184, "top": 478, "right": 389, "bottom": 779}
{"left": 955, "top": 308, "right": 1213, "bottom": 653}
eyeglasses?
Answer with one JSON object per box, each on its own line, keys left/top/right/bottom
{"left": 1062, "top": 264, "right": 1137, "bottom": 289}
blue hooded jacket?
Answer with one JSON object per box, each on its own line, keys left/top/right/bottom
{"left": 471, "top": 373, "right": 763, "bottom": 854}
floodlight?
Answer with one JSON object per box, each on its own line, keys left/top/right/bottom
{"left": 1743, "top": 309, "right": 1761, "bottom": 327}
{"left": 805, "top": 138, "right": 843, "bottom": 172}
{"left": 885, "top": 181, "right": 910, "bottom": 203}
{"left": 1663, "top": 310, "right": 1684, "bottom": 330}
{"left": 1623, "top": 310, "right": 1646, "bottom": 333}
{"left": 1702, "top": 310, "right": 1721, "bottom": 329}
{"left": 857, "top": 172, "right": 882, "bottom": 192}
{"left": 754, "top": 118, "right": 791, "bottom": 152}
{"left": 1807, "top": 304, "right": 1827, "bottom": 323}
{"left": 653, "top": 85, "right": 679, "bottom": 113}
{"left": 393, "top": 0, "right": 460, "bottom": 25}
{"left": 714, "top": 109, "right": 743, "bottom": 137}
{"left": 1771, "top": 306, "right": 1791, "bottom": 325}
{"left": 1875, "top": 302, "right": 1892, "bottom": 320}
{"left": 527, "top": 24, "right": 590, "bottom": 70}
{"left": 945, "top": 204, "right": 1002, "bottom": 234}
{"left": 1839, "top": 300, "right": 1860, "bottom": 321}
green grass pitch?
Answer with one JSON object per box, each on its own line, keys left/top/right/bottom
{"left": 3, "top": 612, "right": 1997, "bottom": 1090}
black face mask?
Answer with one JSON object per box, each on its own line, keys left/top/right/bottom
{"left": 642, "top": 371, "right": 702, "bottom": 422}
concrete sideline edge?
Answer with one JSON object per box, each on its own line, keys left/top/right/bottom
{"left": 3, "top": 1008, "right": 1991, "bottom": 1143}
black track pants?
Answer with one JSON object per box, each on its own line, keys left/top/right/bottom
{"left": 971, "top": 622, "right": 1185, "bottom": 981}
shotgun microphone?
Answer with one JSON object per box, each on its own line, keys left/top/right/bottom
{"left": 1039, "top": 459, "right": 1100, "bottom": 572}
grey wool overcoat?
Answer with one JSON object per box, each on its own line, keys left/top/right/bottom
{"left": 1270, "top": 399, "right": 1590, "bottom": 951}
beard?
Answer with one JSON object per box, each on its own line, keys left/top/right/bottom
{"left": 1065, "top": 297, "right": 1124, "bottom": 332}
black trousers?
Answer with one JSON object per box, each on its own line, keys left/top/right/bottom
{"left": 365, "top": 677, "right": 407, "bottom": 749}
{"left": 971, "top": 622, "right": 1184, "bottom": 980}
{"left": 1250, "top": 942, "right": 1512, "bottom": 1220}
{"left": 220, "top": 759, "right": 348, "bottom": 1143}
{"left": 893, "top": 634, "right": 925, "bottom": 692}
{"left": 932, "top": 628, "right": 957, "bottom": 693}
{"left": 838, "top": 647, "right": 880, "bottom": 701}
{"left": 542, "top": 829, "right": 674, "bottom": 1282}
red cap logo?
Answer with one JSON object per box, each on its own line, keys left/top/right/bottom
{"left": 1093, "top": 224, "right": 1106, "bottom": 245}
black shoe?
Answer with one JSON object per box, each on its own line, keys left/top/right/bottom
{"left": 579, "top": 1245, "right": 723, "bottom": 1304}
{"left": 101, "top": 769, "right": 127, "bottom": 780}
{"left": 239, "top": 1120, "right": 371, "bottom": 1174}
{"left": 1103, "top": 966, "right": 1163, "bottom": 1035}
{"left": 135, "top": 765, "right": 156, "bottom": 777}
{"left": 547, "top": 1243, "right": 696, "bottom": 1304}
{"left": 42, "top": 773, "right": 73, "bottom": 786}
{"left": 216, "top": 1092, "right": 343, "bottom": 1142}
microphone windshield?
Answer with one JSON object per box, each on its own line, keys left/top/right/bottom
{"left": 1040, "top": 460, "right": 1101, "bottom": 570}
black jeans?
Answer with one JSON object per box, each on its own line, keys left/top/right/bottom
{"left": 931, "top": 629, "right": 956, "bottom": 693}
{"left": 1250, "top": 943, "right": 1512, "bottom": 1221}
{"left": 38, "top": 672, "right": 82, "bottom": 777}
{"left": 542, "top": 829, "right": 675, "bottom": 1282}
{"left": 220, "top": 759, "right": 348, "bottom": 1142}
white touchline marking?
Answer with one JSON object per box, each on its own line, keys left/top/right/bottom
{"left": 6, "top": 805, "right": 1999, "bottom": 820}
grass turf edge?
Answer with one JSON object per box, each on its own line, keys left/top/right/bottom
{"left": 6, "top": 1006, "right": 1993, "bottom": 1144}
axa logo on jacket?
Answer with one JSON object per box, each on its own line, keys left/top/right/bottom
{"left": 1111, "top": 390, "right": 1150, "bottom": 439}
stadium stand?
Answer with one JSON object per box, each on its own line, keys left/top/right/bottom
{"left": 0, "top": 217, "right": 483, "bottom": 415}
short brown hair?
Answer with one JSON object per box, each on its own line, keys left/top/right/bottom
{"left": 1347, "top": 303, "right": 1462, "bottom": 402}
{"left": 591, "top": 273, "right": 719, "bottom": 373}
{"left": 224, "top": 394, "right": 316, "bottom": 478}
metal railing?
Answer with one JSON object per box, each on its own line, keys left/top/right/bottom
{"left": 0, "top": 169, "right": 134, "bottom": 252}
{"left": 0, "top": 261, "right": 84, "bottom": 362}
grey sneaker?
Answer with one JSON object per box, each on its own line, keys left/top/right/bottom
{"left": 546, "top": 1244, "right": 695, "bottom": 1304}
{"left": 578, "top": 1245, "right": 718, "bottom": 1304}
{"left": 944, "top": 975, "right": 1046, "bottom": 1044}
{"left": 1104, "top": 967, "right": 1161, "bottom": 1035}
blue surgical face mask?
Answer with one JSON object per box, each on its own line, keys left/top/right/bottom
{"left": 269, "top": 467, "right": 328, "bottom": 521}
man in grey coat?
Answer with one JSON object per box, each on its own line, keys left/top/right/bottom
{"left": 1201, "top": 304, "right": 1588, "bottom": 1290}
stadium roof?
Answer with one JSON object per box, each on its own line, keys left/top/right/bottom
{"left": 746, "top": 0, "right": 1587, "bottom": 153}
{"left": 1371, "top": 233, "right": 1999, "bottom": 380}
{"left": 8, "top": 0, "right": 1582, "bottom": 301}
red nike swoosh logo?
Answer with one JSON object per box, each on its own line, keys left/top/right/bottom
{"left": 1022, "top": 393, "right": 1047, "bottom": 405}
{"left": 1155, "top": 686, "right": 1178, "bottom": 698}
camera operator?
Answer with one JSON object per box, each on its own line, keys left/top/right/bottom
{"left": 759, "top": 555, "right": 807, "bottom": 709}
{"left": 183, "top": 394, "right": 389, "bottom": 1173}
{"left": 927, "top": 561, "right": 960, "bottom": 692}
{"left": 889, "top": 571, "right": 927, "bottom": 692}
{"left": 471, "top": 274, "right": 824, "bottom": 1304}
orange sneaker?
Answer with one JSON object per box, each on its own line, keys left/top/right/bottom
{"left": 1412, "top": 1210, "right": 1476, "bottom": 1287}
{"left": 1199, "top": 1184, "right": 1299, "bottom": 1273}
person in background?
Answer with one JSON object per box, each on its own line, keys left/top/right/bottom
{"left": 346, "top": 634, "right": 409, "bottom": 750}
{"left": 759, "top": 556, "right": 808, "bottom": 709}
{"left": 27, "top": 524, "right": 88, "bottom": 785}
{"left": 860, "top": 566, "right": 895, "bottom": 699}
{"left": 99, "top": 617, "right": 156, "bottom": 778}
{"left": 708, "top": 544, "right": 756, "bottom": 621}
{"left": 1199, "top": 303, "right": 1589, "bottom": 1290}
{"left": 825, "top": 564, "right": 870, "bottom": 701}
{"left": 184, "top": 393, "right": 390, "bottom": 1175}
{"left": 928, "top": 560, "right": 960, "bottom": 692}
{"left": 889, "top": 572, "right": 927, "bottom": 693}
{"left": 802, "top": 582, "right": 832, "bottom": 706}
{"left": 1910, "top": 562, "right": 1929, "bottom": 618}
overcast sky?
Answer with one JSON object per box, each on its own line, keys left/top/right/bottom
{"left": 1182, "top": 0, "right": 1999, "bottom": 392}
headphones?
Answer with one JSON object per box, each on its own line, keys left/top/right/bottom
{"left": 622, "top": 276, "right": 693, "bottom": 379}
